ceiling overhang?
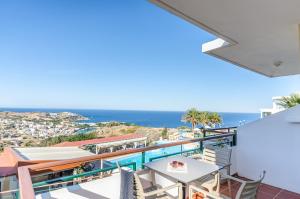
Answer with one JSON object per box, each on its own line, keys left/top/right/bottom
{"left": 150, "top": 0, "right": 300, "bottom": 77}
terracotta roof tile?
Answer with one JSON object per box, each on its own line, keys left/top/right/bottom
{"left": 53, "top": 133, "right": 145, "bottom": 147}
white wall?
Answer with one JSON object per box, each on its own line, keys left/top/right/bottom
{"left": 237, "top": 105, "right": 300, "bottom": 193}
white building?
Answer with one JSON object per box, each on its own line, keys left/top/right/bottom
{"left": 260, "top": 96, "right": 285, "bottom": 118}
{"left": 237, "top": 105, "right": 300, "bottom": 193}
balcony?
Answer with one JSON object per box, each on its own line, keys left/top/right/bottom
{"left": 32, "top": 174, "right": 300, "bottom": 199}
{"left": 0, "top": 122, "right": 299, "bottom": 199}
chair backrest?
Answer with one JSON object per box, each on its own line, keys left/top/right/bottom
{"left": 236, "top": 171, "right": 266, "bottom": 199}
{"left": 116, "top": 161, "right": 138, "bottom": 199}
{"left": 133, "top": 173, "right": 145, "bottom": 199}
{"left": 119, "top": 168, "right": 136, "bottom": 199}
{"left": 203, "top": 145, "right": 232, "bottom": 173}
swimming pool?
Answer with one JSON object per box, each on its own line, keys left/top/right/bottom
{"left": 75, "top": 127, "right": 97, "bottom": 134}
{"left": 110, "top": 141, "right": 199, "bottom": 169}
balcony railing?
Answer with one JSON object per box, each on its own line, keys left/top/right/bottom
{"left": 33, "top": 161, "right": 137, "bottom": 195}
{"left": 14, "top": 127, "right": 236, "bottom": 199}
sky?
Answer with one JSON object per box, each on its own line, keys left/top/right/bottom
{"left": 0, "top": 0, "right": 299, "bottom": 113}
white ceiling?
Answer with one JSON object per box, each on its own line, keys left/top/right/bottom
{"left": 150, "top": 0, "right": 300, "bottom": 77}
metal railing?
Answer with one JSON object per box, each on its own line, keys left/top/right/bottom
{"left": 17, "top": 127, "right": 237, "bottom": 199}
{"left": 0, "top": 189, "right": 19, "bottom": 199}
{"left": 149, "top": 147, "right": 201, "bottom": 162}
{"left": 32, "top": 162, "right": 137, "bottom": 195}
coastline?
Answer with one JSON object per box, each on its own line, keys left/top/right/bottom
{"left": 0, "top": 109, "right": 260, "bottom": 150}
{"left": 0, "top": 108, "right": 260, "bottom": 128}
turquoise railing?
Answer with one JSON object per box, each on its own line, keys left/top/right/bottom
{"left": 149, "top": 147, "right": 201, "bottom": 162}
{"left": 33, "top": 130, "right": 236, "bottom": 193}
{"left": 0, "top": 190, "right": 19, "bottom": 199}
{"left": 33, "top": 161, "right": 136, "bottom": 189}
{"left": 143, "top": 133, "right": 235, "bottom": 167}
{"left": 148, "top": 134, "right": 233, "bottom": 162}
{"left": 32, "top": 132, "right": 235, "bottom": 192}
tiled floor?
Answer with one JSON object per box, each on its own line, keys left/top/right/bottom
{"left": 219, "top": 178, "right": 300, "bottom": 199}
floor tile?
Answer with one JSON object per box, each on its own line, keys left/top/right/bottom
{"left": 275, "top": 190, "right": 300, "bottom": 199}
{"left": 258, "top": 183, "right": 281, "bottom": 196}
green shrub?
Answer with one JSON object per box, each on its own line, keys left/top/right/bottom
{"left": 161, "top": 128, "right": 168, "bottom": 139}
{"left": 40, "top": 132, "right": 99, "bottom": 146}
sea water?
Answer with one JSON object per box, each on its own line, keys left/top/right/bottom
{"left": 0, "top": 108, "right": 260, "bottom": 128}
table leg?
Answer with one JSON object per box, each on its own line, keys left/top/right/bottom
{"left": 150, "top": 170, "right": 156, "bottom": 186}
{"left": 183, "top": 183, "right": 189, "bottom": 199}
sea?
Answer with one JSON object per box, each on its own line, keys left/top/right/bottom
{"left": 0, "top": 108, "right": 260, "bottom": 128}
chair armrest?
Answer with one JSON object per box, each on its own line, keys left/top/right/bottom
{"left": 143, "top": 183, "right": 182, "bottom": 197}
{"left": 189, "top": 185, "right": 223, "bottom": 199}
{"left": 218, "top": 163, "right": 231, "bottom": 172}
{"left": 221, "top": 163, "right": 231, "bottom": 169}
{"left": 221, "top": 174, "right": 245, "bottom": 183}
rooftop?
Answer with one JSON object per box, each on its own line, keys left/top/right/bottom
{"left": 53, "top": 133, "right": 146, "bottom": 147}
{"left": 12, "top": 147, "right": 95, "bottom": 161}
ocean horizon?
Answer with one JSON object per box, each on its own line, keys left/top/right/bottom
{"left": 0, "top": 108, "right": 260, "bottom": 128}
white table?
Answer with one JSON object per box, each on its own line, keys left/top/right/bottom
{"left": 144, "top": 156, "right": 219, "bottom": 198}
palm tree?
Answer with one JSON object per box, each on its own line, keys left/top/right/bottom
{"left": 197, "top": 111, "right": 210, "bottom": 129}
{"left": 277, "top": 93, "right": 300, "bottom": 108}
{"left": 208, "top": 112, "right": 222, "bottom": 128}
{"left": 182, "top": 108, "right": 201, "bottom": 133}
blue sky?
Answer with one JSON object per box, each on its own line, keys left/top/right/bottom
{"left": 0, "top": 0, "right": 299, "bottom": 113}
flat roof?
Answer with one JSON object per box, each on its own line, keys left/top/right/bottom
{"left": 150, "top": 0, "right": 300, "bottom": 77}
{"left": 13, "top": 147, "right": 94, "bottom": 161}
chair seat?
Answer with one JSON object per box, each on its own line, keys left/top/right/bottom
{"left": 144, "top": 185, "right": 172, "bottom": 199}
{"left": 192, "top": 175, "right": 231, "bottom": 191}
{"left": 193, "top": 173, "right": 231, "bottom": 192}
{"left": 145, "top": 195, "right": 170, "bottom": 199}
{"left": 144, "top": 185, "right": 162, "bottom": 192}
{"left": 193, "top": 175, "right": 215, "bottom": 190}
{"left": 145, "top": 193, "right": 169, "bottom": 199}
{"left": 192, "top": 191, "right": 231, "bottom": 199}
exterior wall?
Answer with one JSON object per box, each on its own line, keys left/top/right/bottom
{"left": 237, "top": 105, "right": 300, "bottom": 193}
{"left": 260, "top": 96, "right": 286, "bottom": 118}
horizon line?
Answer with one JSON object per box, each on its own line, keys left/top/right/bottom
{"left": 0, "top": 106, "right": 260, "bottom": 114}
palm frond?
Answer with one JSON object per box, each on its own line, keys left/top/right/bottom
{"left": 277, "top": 93, "right": 300, "bottom": 108}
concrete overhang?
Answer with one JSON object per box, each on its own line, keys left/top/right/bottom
{"left": 150, "top": 0, "right": 300, "bottom": 77}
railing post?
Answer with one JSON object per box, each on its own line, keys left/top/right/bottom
{"left": 141, "top": 152, "right": 146, "bottom": 169}
{"left": 232, "top": 130, "right": 237, "bottom": 146}
{"left": 100, "top": 159, "right": 103, "bottom": 178}
{"left": 180, "top": 144, "right": 183, "bottom": 155}
{"left": 200, "top": 141, "right": 203, "bottom": 152}
{"left": 132, "top": 162, "right": 137, "bottom": 171}
{"left": 200, "top": 129, "right": 206, "bottom": 152}
{"left": 16, "top": 191, "right": 20, "bottom": 199}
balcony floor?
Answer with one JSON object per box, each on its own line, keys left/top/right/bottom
{"left": 219, "top": 177, "right": 300, "bottom": 199}
{"left": 35, "top": 172, "right": 300, "bottom": 199}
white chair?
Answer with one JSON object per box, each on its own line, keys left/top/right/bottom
{"left": 116, "top": 161, "right": 183, "bottom": 199}
{"left": 134, "top": 169, "right": 183, "bottom": 199}
{"left": 192, "top": 145, "right": 232, "bottom": 194}
{"left": 189, "top": 171, "right": 266, "bottom": 199}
